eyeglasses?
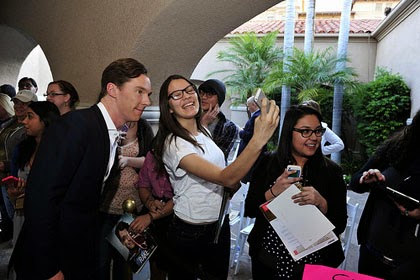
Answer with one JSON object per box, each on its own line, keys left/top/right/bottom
{"left": 293, "top": 127, "right": 326, "bottom": 138}
{"left": 198, "top": 91, "right": 216, "bottom": 98}
{"left": 168, "top": 85, "right": 196, "bottom": 100}
{"left": 44, "top": 92, "right": 67, "bottom": 97}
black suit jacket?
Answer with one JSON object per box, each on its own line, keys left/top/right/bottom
{"left": 237, "top": 109, "right": 261, "bottom": 156}
{"left": 13, "top": 105, "right": 110, "bottom": 280}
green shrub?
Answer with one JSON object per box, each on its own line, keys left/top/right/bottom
{"left": 352, "top": 68, "right": 411, "bottom": 158}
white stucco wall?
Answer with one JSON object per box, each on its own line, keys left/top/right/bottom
{"left": 374, "top": 1, "right": 420, "bottom": 116}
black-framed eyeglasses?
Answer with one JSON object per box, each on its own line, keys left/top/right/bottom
{"left": 44, "top": 92, "right": 67, "bottom": 97}
{"left": 293, "top": 127, "right": 326, "bottom": 138}
{"left": 168, "top": 85, "right": 196, "bottom": 100}
{"left": 198, "top": 91, "right": 216, "bottom": 98}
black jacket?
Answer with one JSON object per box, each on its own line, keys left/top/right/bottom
{"left": 13, "top": 105, "right": 112, "bottom": 279}
{"left": 245, "top": 152, "right": 347, "bottom": 268}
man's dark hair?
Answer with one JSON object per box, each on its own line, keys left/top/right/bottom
{"left": 97, "top": 58, "right": 148, "bottom": 101}
{"left": 115, "top": 221, "right": 130, "bottom": 241}
{"left": 18, "top": 77, "right": 38, "bottom": 90}
{"left": 0, "top": 84, "right": 16, "bottom": 98}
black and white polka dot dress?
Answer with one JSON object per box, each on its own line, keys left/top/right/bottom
{"left": 262, "top": 224, "right": 321, "bottom": 279}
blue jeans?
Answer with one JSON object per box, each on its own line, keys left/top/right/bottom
{"left": 1, "top": 185, "right": 14, "bottom": 219}
{"left": 167, "top": 215, "right": 230, "bottom": 280}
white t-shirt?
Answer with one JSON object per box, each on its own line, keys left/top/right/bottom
{"left": 163, "top": 132, "right": 225, "bottom": 223}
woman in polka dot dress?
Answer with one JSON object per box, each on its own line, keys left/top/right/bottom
{"left": 245, "top": 105, "right": 347, "bottom": 279}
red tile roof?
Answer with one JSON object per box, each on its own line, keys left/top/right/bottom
{"left": 230, "top": 19, "right": 382, "bottom": 35}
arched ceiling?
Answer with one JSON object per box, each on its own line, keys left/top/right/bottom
{"left": 0, "top": 0, "right": 282, "bottom": 105}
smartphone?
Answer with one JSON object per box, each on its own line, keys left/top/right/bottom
{"left": 1, "top": 175, "right": 19, "bottom": 185}
{"left": 253, "top": 88, "right": 271, "bottom": 112}
{"left": 287, "top": 165, "right": 302, "bottom": 179}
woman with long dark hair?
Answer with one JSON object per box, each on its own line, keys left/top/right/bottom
{"left": 245, "top": 104, "right": 347, "bottom": 279}
{"left": 349, "top": 110, "right": 420, "bottom": 279}
{"left": 153, "top": 74, "right": 279, "bottom": 279}
{"left": 7, "top": 101, "right": 60, "bottom": 245}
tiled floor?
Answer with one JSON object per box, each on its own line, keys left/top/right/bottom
{"left": 0, "top": 189, "right": 367, "bottom": 279}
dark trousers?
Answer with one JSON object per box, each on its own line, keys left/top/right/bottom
{"left": 358, "top": 243, "right": 420, "bottom": 280}
{"left": 167, "top": 215, "right": 230, "bottom": 280}
{"left": 251, "top": 253, "right": 276, "bottom": 280}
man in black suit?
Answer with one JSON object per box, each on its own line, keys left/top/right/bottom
{"left": 11, "top": 58, "right": 153, "bottom": 280}
{"left": 237, "top": 96, "right": 267, "bottom": 183}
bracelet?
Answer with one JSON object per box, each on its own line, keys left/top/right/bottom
{"left": 147, "top": 212, "right": 154, "bottom": 223}
{"left": 269, "top": 187, "right": 277, "bottom": 197}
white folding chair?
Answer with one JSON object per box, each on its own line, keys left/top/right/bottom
{"left": 227, "top": 139, "right": 241, "bottom": 165}
{"left": 231, "top": 220, "right": 255, "bottom": 275}
{"left": 339, "top": 201, "right": 359, "bottom": 270}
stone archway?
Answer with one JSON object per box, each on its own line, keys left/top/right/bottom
{"left": 1, "top": 0, "right": 281, "bottom": 105}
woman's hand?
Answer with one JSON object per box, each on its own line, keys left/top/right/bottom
{"left": 6, "top": 178, "right": 26, "bottom": 199}
{"left": 267, "top": 168, "right": 301, "bottom": 199}
{"left": 359, "top": 169, "right": 385, "bottom": 184}
{"left": 252, "top": 99, "right": 279, "bottom": 148}
{"left": 146, "top": 199, "right": 166, "bottom": 214}
{"left": 130, "top": 214, "right": 152, "bottom": 233}
{"left": 395, "top": 203, "right": 420, "bottom": 220}
{"left": 291, "top": 186, "right": 328, "bottom": 214}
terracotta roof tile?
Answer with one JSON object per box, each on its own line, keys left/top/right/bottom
{"left": 230, "top": 19, "right": 381, "bottom": 35}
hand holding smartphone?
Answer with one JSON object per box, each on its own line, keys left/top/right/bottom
{"left": 287, "top": 165, "right": 302, "bottom": 179}
{"left": 1, "top": 175, "right": 19, "bottom": 187}
{"left": 254, "top": 88, "right": 271, "bottom": 113}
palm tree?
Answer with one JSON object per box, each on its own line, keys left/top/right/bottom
{"left": 265, "top": 48, "right": 358, "bottom": 102}
{"left": 209, "top": 32, "right": 282, "bottom": 104}
{"left": 304, "top": 0, "right": 316, "bottom": 54}
{"left": 332, "top": 0, "right": 353, "bottom": 163}
{"left": 280, "top": 0, "right": 296, "bottom": 133}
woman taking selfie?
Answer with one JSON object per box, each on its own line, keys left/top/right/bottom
{"left": 153, "top": 74, "right": 279, "bottom": 279}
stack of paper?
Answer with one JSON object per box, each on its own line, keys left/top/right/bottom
{"left": 260, "top": 184, "right": 337, "bottom": 261}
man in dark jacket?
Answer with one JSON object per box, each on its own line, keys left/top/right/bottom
{"left": 11, "top": 58, "right": 152, "bottom": 280}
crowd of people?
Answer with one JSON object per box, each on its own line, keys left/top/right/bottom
{"left": 0, "top": 57, "right": 418, "bottom": 280}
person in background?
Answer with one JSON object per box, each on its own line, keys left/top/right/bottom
{"left": 198, "top": 79, "right": 239, "bottom": 161}
{"left": 301, "top": 100, "right": 344, "bottom": 156}
{"left": 0, "top": 94, "right": 14, "bottom": 127}
{"left": 45, "top": 80, "right": 80, "bottom": 115}
{"left": 7, "top": 102, "right": 60, "bottom": 246}
{"left": 245, "top": 105, "right": 347, "bottom": 280}
{"left": 12, "top": 90, "right": 38, "bottom": 123}
{"left": 0, "top": 93, "right": 18, "bottom": 243}
{"left": 11, "top": 58, "right": 152, "bottom": 280}
{"left": 349, "top": 110, "right": 420, "bottom": 279}
{"left": 131, "top": 149, "right": 174, "bottom": 280}
{"left": 0, "top": 90, "right": 36, "bottom": 222}
{"left": 97, "top": 118, "right": 153, "bottom": 280}
{"left": 237, "top": 96, "right": 265, "bottom": 183}
{"left": 153, "top": 74, "right": 278, "bottom": 279}
{"left": 0, "top": 84, "right": 16, "bottom": 99}
{"left": 17, "top": 78, "right": 38, "bottom": 94}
